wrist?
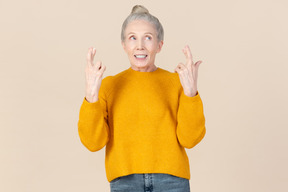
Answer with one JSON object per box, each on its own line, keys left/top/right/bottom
{"left": 184, "top": 89, "right": 197, "bottom": 97}
{"left": 85, "top": 95, "right": 98, "bottom": 103}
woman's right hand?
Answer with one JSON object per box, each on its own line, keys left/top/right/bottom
{"left": 85, "top": 47, "right": 106, "bottom": 103}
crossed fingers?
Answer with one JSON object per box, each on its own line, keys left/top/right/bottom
{"left": 87, "top": 47, "right": 96, "bottom": 66}
{"left": 183, "top": 45, "right": 202, "bottom": 77}
{"left": 183, "top": 45, "right": 202, "bottom": 68}
{"left": 86, "top": 47, "right": 102, "bottom": 70}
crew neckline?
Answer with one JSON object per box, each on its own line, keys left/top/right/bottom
{"left": 127, "top": 66, "right": 161, "bottom": 74}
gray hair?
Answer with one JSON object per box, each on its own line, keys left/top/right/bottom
{"left": 121, "top": 5, "right": 164, "bottom": 43}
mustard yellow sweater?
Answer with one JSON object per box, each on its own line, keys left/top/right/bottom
{"left": 78, "top": 67, "right": 206, "bottom": 182}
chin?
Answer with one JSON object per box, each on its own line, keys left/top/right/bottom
{"left": 131, "top": 62, "right": 150, "bottom": 68}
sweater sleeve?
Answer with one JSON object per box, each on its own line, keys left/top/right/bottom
{"left": 77, "top": 79, "right": 110, "bottom": 152}
{"left": 176, "top": 90, "right": 206, "bottom": 149}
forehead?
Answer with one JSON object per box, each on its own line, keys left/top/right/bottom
{"left": 125, "top": 20, "right": 157, "bottom": 35}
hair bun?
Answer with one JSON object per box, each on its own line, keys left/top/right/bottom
{"left": 131, "top": 5, "right": 149, "bottom": 14}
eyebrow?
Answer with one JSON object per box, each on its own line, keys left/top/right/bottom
{"left": 127, "top": 32, "right": 154, "bottom": 36}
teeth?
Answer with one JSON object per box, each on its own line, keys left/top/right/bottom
{"left": 135, "top": 55, "right": 147, "bottom": 58}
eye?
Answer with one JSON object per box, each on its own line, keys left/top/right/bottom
{"left": 129, "top": 36, "right": 136, "bottom": 40}
{"left": 146, "top": 36, "right": 152, "bottom": 40}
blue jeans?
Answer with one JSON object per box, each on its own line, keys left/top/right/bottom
{"left": 110, "top": 173, "right": 190, "bottom": 192}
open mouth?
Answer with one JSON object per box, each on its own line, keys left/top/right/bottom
{"left": 134, "top": 54, "right": 148, "bottom": 59}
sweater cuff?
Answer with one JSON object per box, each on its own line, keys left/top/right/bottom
{"left": 82, "top": 97, "right": 101, "bottom": 110}
{"left": 79, "top": 97, "right": 103, "bottom": 120}
{"left": 180, "top": 91, "right": 201, "bottom": 103}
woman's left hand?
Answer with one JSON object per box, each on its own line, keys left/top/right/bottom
{"left": 174, "top": 45, "right": 202, "bottom": 97}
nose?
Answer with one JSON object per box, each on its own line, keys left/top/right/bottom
{"left": 136, "top": 39, "right": 144, "bottom": 50}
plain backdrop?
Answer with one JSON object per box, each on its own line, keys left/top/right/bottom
{"left": 0, "top": 0, "right": 287, "bottom": 191}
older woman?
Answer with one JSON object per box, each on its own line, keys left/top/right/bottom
{"left": 78, "top": 5, "right": 206, "bottom": 192}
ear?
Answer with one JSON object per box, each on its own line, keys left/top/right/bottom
{"left": 156, "top": 40, "right": 164, "bottom": 53}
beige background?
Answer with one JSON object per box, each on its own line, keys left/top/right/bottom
{"left": 0, "top": 0, "right": 287, "bottom": 191}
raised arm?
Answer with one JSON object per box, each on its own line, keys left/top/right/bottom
{"left": 77, "top": 47, "right": 109, "bottom": 152}
{"left": 174, "top": 45, "right": 206, "bottom": 148}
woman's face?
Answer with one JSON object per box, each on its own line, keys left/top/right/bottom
{"left": 122, "top": 20, "right": 163, "bottom": 70}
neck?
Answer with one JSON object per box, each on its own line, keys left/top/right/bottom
{"left": 130, "top": 65, "right": 158, "bottom": 72}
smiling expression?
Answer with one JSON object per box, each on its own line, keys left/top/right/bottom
{"left": 122, "top": 20, "right": 164, "bottom": 71}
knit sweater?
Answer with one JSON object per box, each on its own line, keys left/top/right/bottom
{"left": 77, "top": 66, "right": 206, "bottom": 182}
